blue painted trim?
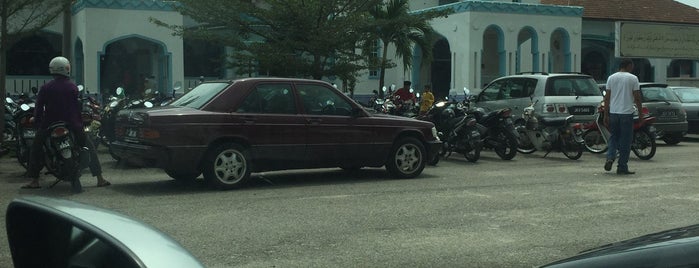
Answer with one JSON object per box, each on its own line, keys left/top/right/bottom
{"left": 417, "top": 1, "right": 583, "bottom": 17}
{"left": 486, "top": 25, "right": 506, "bottom": 77}
{"left": 554, "top": 28, "right": 572, "bottom": 72}
{"left": 518, "top": 26, "right": 539, "bottom": 72}
{"left": 413, "top": 47, "right": 422, "bottom": 90}
{"left": 72, "top": 0, "right": 177, "bottom": 14}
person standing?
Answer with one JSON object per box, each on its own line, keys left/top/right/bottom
{"left": 419, "top": 84, "right": 435, "bottom": 115}
{"left": 603, "top": 58, "right": 643, "bottom": 175}
{"left": 22, "top": 56, "right": 110, "bottom": 191}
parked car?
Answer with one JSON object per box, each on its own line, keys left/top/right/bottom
{"left": 638, "top": 83, "right": 687, "bottom": 144}
{"left": 668, "top": 86, "right": 699, "bottom": 134}
{"left": 475, "top": 73, "right": 603, "bottom": 124}
{"left": 540, "top": 224, "right": 699, "bottom": 267}
{"left": 6, "top": 196, "right": 204, "bottom": 268}
{"left": 110, "top": 78, "right": 441, "bottom": 189}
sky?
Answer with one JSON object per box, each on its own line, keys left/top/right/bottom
{"left": 675, "top": 0, "right": 699, "bottom": 8}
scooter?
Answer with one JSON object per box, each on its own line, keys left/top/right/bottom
{"left": 516, "top": 99, "right": 585, "bottom": 160}
{"left": 578, "top": 103, "right": 657, "bottom": 160}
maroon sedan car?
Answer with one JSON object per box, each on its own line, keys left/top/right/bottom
{"left": 111, "top": 78, "right": 441, "bottom": 189}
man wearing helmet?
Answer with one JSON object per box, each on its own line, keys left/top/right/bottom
{"left": 21, "top": 56, "right": 110, "bottom": 191}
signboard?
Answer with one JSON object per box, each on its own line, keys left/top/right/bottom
{"left": 616, "top": 22, "right": 699, "bottom": 59}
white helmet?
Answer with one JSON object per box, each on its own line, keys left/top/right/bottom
{"left": 49, "top": 56, "right": 71, "bottom": 77}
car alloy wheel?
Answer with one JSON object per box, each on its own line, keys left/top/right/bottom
{"left": 386, "top": 137, "right": 426, "bottom": 178}
{"left": 203, "top": 143, "right": 251, "bottom": 190}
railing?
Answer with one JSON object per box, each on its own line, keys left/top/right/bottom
{"left": 4, "top": 76, "right": 53, "bottom": 95}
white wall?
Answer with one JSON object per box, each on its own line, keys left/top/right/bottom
{"left": 73, "top": 8, "right": 183, "bottom": 95}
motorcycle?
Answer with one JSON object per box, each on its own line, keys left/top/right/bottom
{"left": 40, "top": 121, "right": 89, "bottom": 193}
{"left": 100, "top": 87, "right": 126, "bottom": 145}
{"left": 78, "top": 86, "right": 103, "bottom": 150}
{"left": 463, "top": 91, "right": 520, "bottom": 160}
{"left": 11, "top": 101, "right": 36, "bottom": 169}
{"left": 420, "top": 99, "right": 482, "bottom": 165}
{"left": 577, "top": 102, "right": 657, "bottom": 160}
{"left": 516, "top": 99, "right": 585, "bottom": 160}
{"left": 4, "top": 97, "right": 18, "bottom": 143}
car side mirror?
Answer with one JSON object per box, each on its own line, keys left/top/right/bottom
{"left": 6, "top": 196, "right": 204, "bottom": 268}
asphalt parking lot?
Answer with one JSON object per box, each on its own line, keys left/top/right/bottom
{"left": 2, "top": 136, "right": 699, "bottom": 267}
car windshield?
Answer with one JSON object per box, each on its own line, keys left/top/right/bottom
{"left": 672, "top": 88, "right": 699, "bottom": 103}
{"left": 170, "top": 82, "right": 229, "bottom": 109}
{"left": 546, "top": 77, "right": 601, "bottom": 96}
{"left": 641, "top": 87, "right": 680, "bottom": 102}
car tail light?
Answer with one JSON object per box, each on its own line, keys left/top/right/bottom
{"left": 51, "top": 127, "right": 69, "bottom": 138}
{"left": 544, "top": 104, "right": 555, "bottom": 113}
{"left": 557, "top": 104, "right": 567, "bottom": 113}
{"left": 641, "top": 107, "right": 650, "bottom": 115}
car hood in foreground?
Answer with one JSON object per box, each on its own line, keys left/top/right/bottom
{"left": 541, "top": 224, "right": 699, "bottom": 267}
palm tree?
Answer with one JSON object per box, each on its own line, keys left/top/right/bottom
{"left": 364, "top": 0, "right": 447, "bottom": 98}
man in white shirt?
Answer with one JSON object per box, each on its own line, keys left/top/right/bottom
{"left": 603, "top": 59, "right": 643, "bottom": 175}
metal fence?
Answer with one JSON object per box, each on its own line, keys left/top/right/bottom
{"left": 4, "top": 76, "right": 53, "bottom": 95}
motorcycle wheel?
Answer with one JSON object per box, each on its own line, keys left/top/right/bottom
{"left": 632, "top": 129, "right": 656, "bottom": 160}
{"left": 464, "top": 147, "right": 481, "bottom": 163}
{"left": 495, "top": 131, "right": 518, "bottom": 160}
{"left": 515, "top": 128, "right": 536, "bottom": 154}
{"left": 561, "top": 136, "right": 583, "bottom": 160}
{"left": 582, "top": 129, "right": 607, "bottom": 153}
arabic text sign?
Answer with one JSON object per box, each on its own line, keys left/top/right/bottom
{"left": 617, "top": 22, "right": 699, "bottom": 59}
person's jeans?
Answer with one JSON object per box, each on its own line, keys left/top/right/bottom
{"left": 606, "top": 113, "right": 634, "bottom": 171}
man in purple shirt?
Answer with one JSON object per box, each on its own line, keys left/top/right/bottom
{"left": 22, "top": 56, "right": 110, "bottom": 191}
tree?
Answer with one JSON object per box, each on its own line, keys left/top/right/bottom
{"left": 362, "top": 0, "right": 449, "bottom": 98}
{"left": 153, "top": 0, "right": 382, "bottom": 83}
{"left": 1, "top": 0, "right": 64, "bottom": 146}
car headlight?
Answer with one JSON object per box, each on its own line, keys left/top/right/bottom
{"left": 431, "top": 127, "right": 440, "bottom": 141}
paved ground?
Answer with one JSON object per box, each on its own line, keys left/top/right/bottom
{"left": 1, "top": 136, "right": 699, "bottom": 267}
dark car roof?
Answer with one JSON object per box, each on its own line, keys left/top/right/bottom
{"left": 542, "top": 224, "right": 699, "bottom": 267}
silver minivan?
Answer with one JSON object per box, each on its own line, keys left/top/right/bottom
{"left": 474, "top": 73, "right": 603, "bottom": 124}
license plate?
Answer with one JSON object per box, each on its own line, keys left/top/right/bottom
{"left": 23, "top": 130, "right": 35, "bottom": 138}
{"left": 570, "top": 106, "right": 594, "bottom": 115}
{"left": 58, "top": 141, "right": 70, "bottom": 149}
{"left": 126, "top": 128, "right": 138, "bottom": 138}
{"left": 657, "top": 109, "right": 677, "bottom": 117}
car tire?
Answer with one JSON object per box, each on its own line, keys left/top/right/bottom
{"left": 203, "top": 143, "right": 251, "bottom": 190}
{"left": 165, "top": 170, "right": 200, "bottom": 182}
{"left": 385, "top": 137, "right": 426, "bottom": 178}
{"left": 662, "top": 134, "right": 682, "bottom": 145}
